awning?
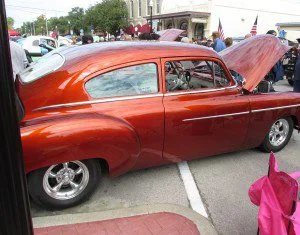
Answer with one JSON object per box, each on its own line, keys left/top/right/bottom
{"left": 125, "top": 25, "right": 134, "bottom": 35}
{"left": 134, "top": 24, "right": 142, "bottom": 33}
{"left": 140, "top": 24, "right": 151, "bottom": 34}
{"left": 191, "top": 18, "right": 207, "bottom": 23}
{"left": 8, "top": 29, "right": 19, "bottom": 36}
{"left": 144, "top": 11, "right": 210, "bottom": 20}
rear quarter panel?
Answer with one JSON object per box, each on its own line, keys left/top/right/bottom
{"left": 22, "top": 110, "right": 141, "bottom": 176}
{"left": 246, "top": 92, "right": 300, "bottom": 148}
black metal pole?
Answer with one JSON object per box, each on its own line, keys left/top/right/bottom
{"left": 0, "top": 0, "right": 34, "bottom": 234}
{"left": 150, "top": 6, "right": 153, "bottom": 33}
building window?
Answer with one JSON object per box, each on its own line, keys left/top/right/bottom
{"left": 147, "top": 0, "right": 152, "bottom": 16}
{"left": 130, "top": 0, "right": 134, "bottom": 18}
{"left": 138, "top": 0, "right": 142, "bottom": 16}
{"left": 166, "top": 22, "right": 173, "bottom": 29}
{"left": 156, "top": 0, "right": 160, "bottom": 14}
{"left": 180, "top": 21, "right": 188, "bottom": 31}
{"left": 194, "top": 23, "right": 204, "bottom": 39}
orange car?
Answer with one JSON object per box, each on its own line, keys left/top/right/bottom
{"left": 17, "top": 35, "right": 300, "bottom": 209}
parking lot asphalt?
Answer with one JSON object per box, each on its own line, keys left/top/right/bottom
{"left": 31, "top": 80, "right": 300, "bottom": 235}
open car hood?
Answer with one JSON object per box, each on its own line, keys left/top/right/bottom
{"left": 220, "top": 35, "right": 290, "bottom": 92}
{"left": 158, "top": 29, "right": 185, "bottom": 41}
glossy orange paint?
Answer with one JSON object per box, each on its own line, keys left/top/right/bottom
{"left": 18, "top": 41, "right": 300, "bottom": 177}
{"left": 220, "top": 35, "right": 290, "bottom": 92}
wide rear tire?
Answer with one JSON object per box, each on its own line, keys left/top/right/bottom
{"left": 28, "top": 159, "right": 101, "bottom": 210}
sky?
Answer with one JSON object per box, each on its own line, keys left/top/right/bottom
{"left": 5, "top": 0, "right": 102, "bottom": 28}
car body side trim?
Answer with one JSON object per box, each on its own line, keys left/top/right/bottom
{"left": 183, "top": 111, "right": 250, "bottom": 122}
{"left": 164, "top": 85, "right": 238, "bottom": 97}
{"left": 34, "top": 94, "right": 164, "bottom": 111}
{"left": 252, "top": 104, "right": 300, "bottom": 113}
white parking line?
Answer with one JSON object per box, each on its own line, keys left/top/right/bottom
{"left": 177, "top": 161, "right": 208, "bottom": 218}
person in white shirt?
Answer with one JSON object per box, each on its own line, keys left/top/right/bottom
{"left": 9, "top": 40, "right": 28, "bottom": 81}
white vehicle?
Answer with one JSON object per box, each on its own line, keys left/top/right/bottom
{"left": 57, "top": 36, "right": 73, "bottom": 47}
{"left": 19, "top": 36, "right": 58, "bottom": 61}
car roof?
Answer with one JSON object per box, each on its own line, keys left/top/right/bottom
{"left": 26, "top": 36, "right": 56, "bottom": 41}
{"left": 59, "top": 41, "right": 220, "bottom": 70}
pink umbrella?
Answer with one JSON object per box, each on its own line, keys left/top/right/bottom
{"left": 249, "top": 153, "right": 300, "bottom": 235}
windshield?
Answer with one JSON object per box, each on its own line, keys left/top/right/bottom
{"left": 19, "top": 52, "right": 65, "bottom": 83}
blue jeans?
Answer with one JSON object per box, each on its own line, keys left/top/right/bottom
{"left": 294, "top": 80, "right": 300, "bottom": 92}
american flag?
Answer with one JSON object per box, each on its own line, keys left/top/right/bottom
{"left": 250, "top": 15, "right": 258, "bottom": 36}
{"left": 218, "top": 18, "right": 225, "bottom": 41}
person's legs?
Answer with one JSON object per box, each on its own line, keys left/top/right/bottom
{"left": 293, "top": 80, "right": 300, "bottom": 92}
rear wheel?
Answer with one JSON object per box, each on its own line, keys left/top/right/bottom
{"left": 260, "top": 117, "right": 293, "bottom": 152}
{"left": 28, "top": 159, "right": 101, "bottom": 210}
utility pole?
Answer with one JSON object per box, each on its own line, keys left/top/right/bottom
{"left": 45, "top": 15, "right": 48, "bottom": 36}
{"left": 149, "top": 0, "right": 153, "bottom": 33}
{"left": 33, "top": 22, "right": 35, "bottom": 35}
{"left": 68, "top": 21, "right": 71, "bottom": 35}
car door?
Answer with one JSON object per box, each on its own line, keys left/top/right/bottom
{"left": 162, "top": 57, "right": 251, "bottom": 162}
{"left": 83, "top": 59, "right": 166, "bottom": 171}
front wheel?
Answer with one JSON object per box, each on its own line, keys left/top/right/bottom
{"left": 28, "top": 159, "right": 101, "bottom": 210}
{"left": 260, "top": 117, "right": 293, "bottom": 152}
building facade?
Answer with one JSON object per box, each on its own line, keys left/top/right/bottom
{"left": 125, "top": 0, "right": 300, "bottom": 41}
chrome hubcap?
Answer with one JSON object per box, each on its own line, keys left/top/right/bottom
{"left": 43, "top": 161, "right": 89, "bottom": 200}
{"left": 269, "top": 119, "right": 289, "bottom": 147}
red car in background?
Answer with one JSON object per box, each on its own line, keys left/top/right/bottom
{"left": 17, "top": 35, "right": 300, "bottom": 210}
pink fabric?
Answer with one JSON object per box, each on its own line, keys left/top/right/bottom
{"left": 249, "top": 153, "right": 300, "bottom": 235}
{"left": 158, "top": 29, "right": 185, "bottom": 41}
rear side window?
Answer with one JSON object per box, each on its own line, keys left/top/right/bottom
{"left": 20, "top": 53, "right": 65, "bottom": 83}
{"left": 85, "top": 63, "right": 158, "bottom": 99}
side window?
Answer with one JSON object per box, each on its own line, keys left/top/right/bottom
{"left": 41, "top": 39, "right": 56, "bottom": 48}
{"left": 32, "top": 40, "right": 39, "bottom": 46}
{"left": 165, "top": 60, "right": 230, "bottom": 92}
{"left": 214, "top": 62, "right": 230, "bottom": 87}
{"left": 85, "top": 63, "right": 158, "bottom": 99}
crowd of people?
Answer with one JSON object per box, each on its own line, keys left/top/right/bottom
{"left": 9, "top": 27, "right": 300, "bottom": 92}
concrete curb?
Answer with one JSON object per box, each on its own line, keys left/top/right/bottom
{"left": 33, "top": 203, "right": 218, "bottom": 234}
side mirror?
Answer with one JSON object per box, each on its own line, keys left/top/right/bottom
{"left": 233, "top": 76, "right": 246, "bottom": 87}
{"left": 240, "top": 77, "right": 246, "bottom": 87}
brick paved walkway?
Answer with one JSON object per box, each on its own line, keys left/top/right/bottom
{"left": 34, "top": 212, "right": 200, "bottom": 235}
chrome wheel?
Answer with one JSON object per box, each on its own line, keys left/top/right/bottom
{"left": 269, "top": 119, "right": 290, "bottom": 147}
{"left": 43, "top": 161, "right": 89, "bottom": 200}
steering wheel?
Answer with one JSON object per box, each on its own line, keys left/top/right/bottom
{"left": 166, "top": 73, "right": 188, "bottom": 91}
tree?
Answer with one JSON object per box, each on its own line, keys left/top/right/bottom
{"left": 7, "top": 17, "right": 14, "bottom": 30}
{"left": 34, "top": 15, "right": 47, "bottom": 35}
{"left": 48, "top": 16, "right": 70, "bottom": 35}
{"left": 68, "top": 7, "right": 86, "bottom": 35}
{"left": 21, "top": 21, "right": 32, "bottom": 35}
{"left": 85, "top": 0, "right": 128, "bottom": 34}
